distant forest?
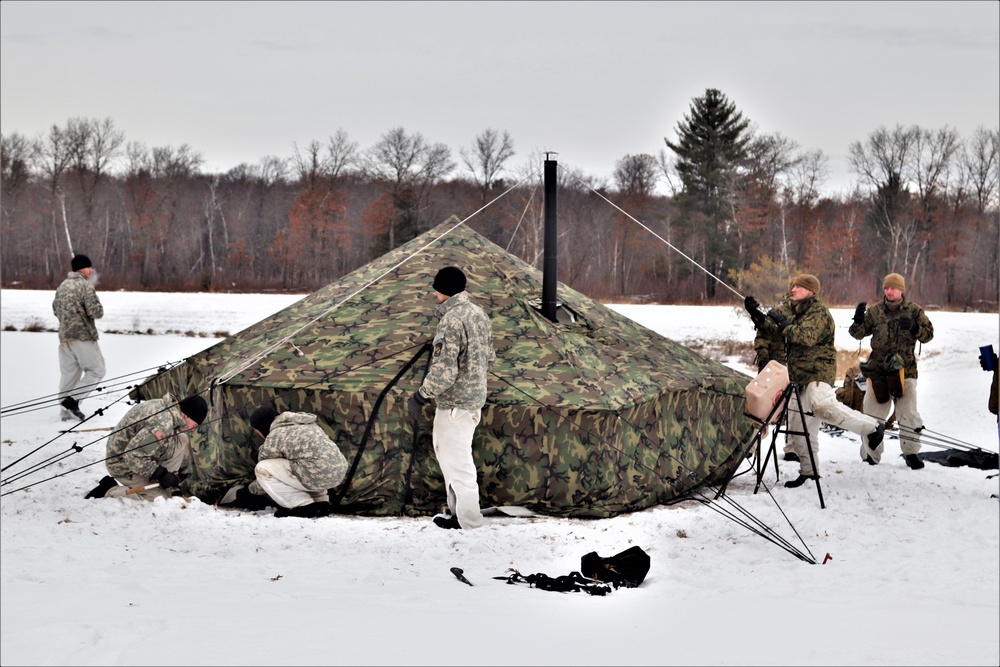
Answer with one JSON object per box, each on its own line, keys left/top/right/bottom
{"left": 2, "top": 90, "right": 998, "bottom": 309}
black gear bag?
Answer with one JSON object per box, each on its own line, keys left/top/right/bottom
{"left": 580, "top": 545, "right": 650, "bottom": 588}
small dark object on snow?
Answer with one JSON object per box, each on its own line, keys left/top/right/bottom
{"left": 916, "top": 448, "right": 998, "bottom": 470}
{"left": 451, "top": 567, "right": 473, "bottom": 586}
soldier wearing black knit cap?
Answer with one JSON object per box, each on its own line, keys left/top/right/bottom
{"left": 408, "top": 266, "right": 495, "bottom": 528}
{"left": 52, "top": 254, "right": 106, "bottom": 421}
{"left": 84, "top": 394, "right": 208, "bottom": 500}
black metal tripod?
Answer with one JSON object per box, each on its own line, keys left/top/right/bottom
{"left": 719, "top": 381, "right": 826, "bottom": 509}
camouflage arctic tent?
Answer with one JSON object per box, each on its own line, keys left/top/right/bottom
{"left": 133, "top": 221, "right": 755, "bottom": 517}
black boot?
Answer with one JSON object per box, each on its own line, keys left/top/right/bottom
{"left": 784, "top": 474, "right": 819, "bottom": 488}
{"left": 867, "top": 423, "right": 885, "bottom": 450}
{"left": 61, "top": 396, "right": 86, "bottom": 421}
{"left": 783, "top": 452, "right": 800, "bottom": 462}
{"left": 274, "top": 501, "right": 327, "bottom": 518}
{"left": 904, "top": 453, "right": 925, "bottom": 470}
{"left": 231, "top": 487, "right": 276, "bottom": 511}
{"left": 85, "top": 476, "right": 118, "bottom": 499}
{"left": 433, "top": 513, "right": 462, "bottom": 529}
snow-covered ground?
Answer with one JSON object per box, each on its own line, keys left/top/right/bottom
{"left": 1, "top": 289, "right": 997, "bottom": 666}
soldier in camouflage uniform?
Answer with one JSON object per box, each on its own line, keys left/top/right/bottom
{"left": 243, "top": 406, "right": 348, "bottom": 518}
{"left": 52, "top": 254, "right": 106, "bottom": 421}
{"left": 763, "top": 274, "right": 884, "bottom": 488}
{"left": 849, "top": 273, "right": 934, "bottom": 469}
{"left": 408, "top": 266, "right": 495, "bottom": 529}
{"left": 745, "top": 292, "right": 804, "bottom": 462}
{"left": 85, "top": 393, "right": 208, "bottom": 500}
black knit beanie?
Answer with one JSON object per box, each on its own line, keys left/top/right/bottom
{"left": 71, "top": 255, "right": 93, "bottom": 272}
{"left": 178, "top": 396, "right": 208, "bottom": 425}
{"left": 250, "top": 406, "right": 278, "bottom": 437}
{"left": 432, "top": 266, "right": 467, "bottom": 297}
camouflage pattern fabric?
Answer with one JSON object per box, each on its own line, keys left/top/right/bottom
{"left": 848, "top": 296, "right": 933, "bottom": 379}
{"left": 419, "top": 291, "right": 495, "bottom": 410}
{"left": 132, "top": 221, "right": 756, "bottom": 516}
{"left": 106, "top": 393, "right": 190, "bottom": 479}
{"left": 776, "top": 295, "right": 836, "bottom": 386}
{"left": 753, "top": 294, "right": 792, "bottom": 367}
{"left": 52, "top": 272, "right": 103, "bottom": 343}
{"left": 247, "top": 412, "right": 348, "bottom": 494}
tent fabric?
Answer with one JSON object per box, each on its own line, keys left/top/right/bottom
{"left": 133, "top": 221, "right": 756, "bottom": 518}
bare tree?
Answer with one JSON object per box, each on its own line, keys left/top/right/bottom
{"left": 363, "top": 127, "right": 454, "bottom": 248}
{"left": 65, "top": 117, "right": 125, "bottom": 225}
{"left": 612, "top": 153, "right": 659, "bottom": 294}
{"left": 291, "top": 130, "right": 358, "bottom": 188}
{"left": 848, "top": 124, "right": 920, "bottom": 276}
{"left": 960, "top": 126, "right": 1000, "bottom": 214}
{"left": 460, "top": 128, "right": 515, "bottom": 204}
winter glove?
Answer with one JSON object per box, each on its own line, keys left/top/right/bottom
{"left": 744, "top": 295, "right": 766, "bottom": 328}
{"left": 408, "top": 392, "right": 429, "bottom": 422}
{"left": 757, "top": 358, "right": 769, "bottom": 373}
{"left": 150, "top": 465, "right": 180, "bottom": 489}
{"left": 898, "top": 316, "right": 919, "bottom": 335}
{"left": 767, "top": 310, "right": 791, "bottom": 332}
{"left": 853, "top": 302, "right": 866, "bottom": 325}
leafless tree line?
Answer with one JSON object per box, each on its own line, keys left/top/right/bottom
{"left": 2, "top": 117, "right": 997, "bottom": 309}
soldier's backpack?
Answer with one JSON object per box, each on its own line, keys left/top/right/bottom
{"left": 581, "top": 545, "right": 650, "bottom": 588}
{"left": 835, "top": 369, "right": 865, "bottom": 412}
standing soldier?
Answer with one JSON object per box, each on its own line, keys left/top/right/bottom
{"left": 746, "top": 291, "right": 803, "bottom": 462}
{"left": 408, "top": 266, "right": 495, "bottom": 529}
{"left": 849, "top": 273, "right": 934, "bottom": 469}
{"left": 755, "top": 274, "right": 884, "bottom": 488}
{"left": 52, "top": 254, "right": 106, "bottom": 421}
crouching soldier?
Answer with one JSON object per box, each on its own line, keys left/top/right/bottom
{"left": 85, "top": 394, "right": 208, "bottom": 500}
{"left": 240, "top": 406, "right": 348, "bottom": 518}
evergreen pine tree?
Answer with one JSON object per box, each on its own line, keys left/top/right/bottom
{"left": 665, "top": 88, "right": 751, "bottom": 298}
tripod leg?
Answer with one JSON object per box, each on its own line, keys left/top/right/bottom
{"left": 792, "top": 384, "right": 826, "bottom": 509}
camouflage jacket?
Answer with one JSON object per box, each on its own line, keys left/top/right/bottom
{"left": 753, "top": 294, "right": 792, "bottom": 367}
{"left": 106, "top": 393, "right": 190, "bottom": 479}
{"left": 52, "top": 271, "right": 104, "bottom": 343}
{"left": 780, "top": 295, "right": 837, "bottom": 386}
{"left": 249, "top": 412, "right": 348, "bottom": 493}
{"left": 848, "top": 295, "right": 933, "bottom": 379}
{"left": 419, "top": 291, "right": 495, "bottom": 410}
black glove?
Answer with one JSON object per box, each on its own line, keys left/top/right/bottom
{"left": 898, "top": 316, "right": 918, "bottom": 335}
{"left": 757, "top": 358, "right": 769, "bottom": 373}
{"left": 853, "top": 302, "right": 866, "bottom": 325}
{"left": 408, "top": 392, "right": 428, "bottom": 422}
{"left": 744, "top": 296, "right": 766, "bottom": 328}
{"left": 767, "top": 310, "right": 791, "bottom": 331}
{"left": 150, "top": 465, "right": 180, "bottom": 489}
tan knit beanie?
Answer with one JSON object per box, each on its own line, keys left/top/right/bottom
{"left": 790, "top": 273, "right": 821, "bottom": 295}
{"left": 883, "top": 273, "right": 905, "bottom": 291}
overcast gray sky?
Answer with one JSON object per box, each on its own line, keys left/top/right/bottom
{"left": 2, "top": 1, "right": 997, "bottom": 195}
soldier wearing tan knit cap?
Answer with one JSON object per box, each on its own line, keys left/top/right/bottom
{"left": 746, "top": 273, "right": 884, "bottom": 488}
{"left": 849, "top": 272, "right": 934, "bottom": 470}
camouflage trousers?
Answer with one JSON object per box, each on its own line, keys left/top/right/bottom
{"left": 58, "top": 340, "right": 106, "bottom": 419}
{"left": 860, "top": 377, "right": 923, "bottom": 462}
{"left": 432, "top": 407, "right": 484, "bottom": 529}
{"left": 106, "top": 439, "right": 189, "bottom": 501}
{"left": 254, "top": 459, "right": 329, "bottom": 509}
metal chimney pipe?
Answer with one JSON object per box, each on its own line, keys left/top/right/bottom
{"left": 542, "top": 154, "right": 558, "bottom": 323}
